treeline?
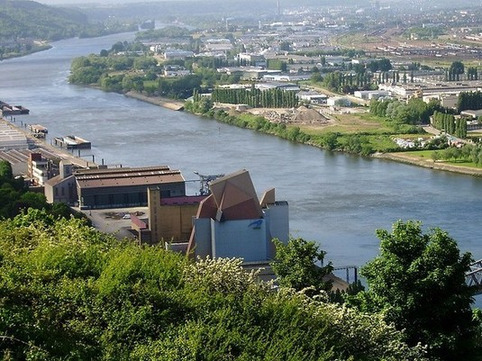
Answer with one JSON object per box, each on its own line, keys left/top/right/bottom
{"left": 0, "top": 160, "right": 88, "bottom": 221}
{"left": 69, "top": 50, "right": 203, "bottom": 99}
{"left": 195, "top": 106, "right": 402, "bottom": 155}
{"left": 0, "top": 211, "right": 428, "bottom": 360}
{"left": 432, "top": 111, "right": 467, "bottom": 138}
{"left": 458, "top": 91, "right": 482, "bottom": 112}
{"left": 369, "top": 97, "right": 440, "bottom": 125}
{"left": 70, "top": 42, "right": 246, "bottom": 99}
{"left": 211, "top": 87, "right": 298, "bottom": 108}
{"left": 432, "top": 143, "right": 482, "bottom": 166}
{"left": 0, "top": 0, "right": 136, "bottom": 41}
{"left": 321, "top": 71, "right": 374, "bottom": 93}
{"left": 135, "top": 26, "right": 193, "bottom": 41}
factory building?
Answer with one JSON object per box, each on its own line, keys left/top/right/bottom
{"left": 76, "top": 166, "right": 186, "bottom": 209}
{"left": 131, "top": 187, "right": 207, "bottom": 245}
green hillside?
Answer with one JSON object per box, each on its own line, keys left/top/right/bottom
{"left": 0, "top": 0, "right": 88, "bottom": 41}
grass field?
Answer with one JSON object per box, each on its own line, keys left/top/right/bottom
{"left": 402, "top": 150, "right": 480, "bottom": 168}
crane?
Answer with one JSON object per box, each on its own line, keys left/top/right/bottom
{"left": 193, "top": 171, "right": 225, "bottom": 195}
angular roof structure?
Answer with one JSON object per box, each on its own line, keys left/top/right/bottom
{"left": 208, "top": 169, "right": 263, "bottom": 221}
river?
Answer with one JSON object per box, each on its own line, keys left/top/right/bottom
{"left": 1, "top": 33, "right": 482, "bottom": 271}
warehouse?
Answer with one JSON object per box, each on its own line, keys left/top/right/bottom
{"left": 76, "top": 166, "right": 186, "bottom": 209}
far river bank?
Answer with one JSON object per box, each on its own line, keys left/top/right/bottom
{"left": 125, "top": 91, "right": 482, "bottom": 178}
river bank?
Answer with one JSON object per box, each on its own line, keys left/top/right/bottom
{"left": 0, "top": 44, "right": 52, "bottom": 62}
{"left": 126, "top": 93, "right": 482, "bottom": 178}
{"left": 0, "top": 117, "right": 96, "bottom": 169}
{"left": 124, "top": 91, "right": 184, "bottom": 111}
{"left": 374, "top": 152, "right": 482, "bottom": 177}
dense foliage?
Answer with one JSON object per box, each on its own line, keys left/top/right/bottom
{"left": 351, "top": 220, "right": 479, "bottom": 361}
{"left": 0, "top": 160, "right": 87, "bottom": 220}
{"left": 211, "top": 87, "right": 298, "bottom": 108}
{"left": 271, "top": 238, "right": 333, "bottom": 294}
{"left": 431, "top": 111, "right": 467, "bottom": 138}
{"left": 0, "top": 211, "right": 428, "bottom": 360}
{"left": 431, "top": 143, "right": 482, "bottom": 166}
{"left": 369, "top": 98, "right": 440, "bottom": 125}
{"left": 0, "top": 0, "right": 87, "bottom": 40}
{"left": 458, "top": 91, "right": 482, "bottom": 113}
{"left": 186, "top": 102, "right": 413, "bottom": 155}
{"left": 0, "top": 0, "right": 136, "bottom": 41}
{"left": 69, "top": 50, "right": 208, "bottom": 99}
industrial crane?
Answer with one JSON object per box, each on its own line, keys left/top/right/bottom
{"left": 193, "top": 171, "right": 225, "bottom": 195}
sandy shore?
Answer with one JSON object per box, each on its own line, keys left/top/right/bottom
{"left": 125, "top": 91, "right": 184, "bottom": 111}
{"left": 374, "top": 152, "right": 482, "bottom": 177}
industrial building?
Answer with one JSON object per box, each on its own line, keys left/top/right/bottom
{"left": 131, "top": 187, "right": 207, "bottom": 245}
{"left": 44, "top": 161, "right": 76, "bottom": 204}
{"left": 186, "top": 169, "right": 289, "bottom": 263}
{"left": 75, "top": 166, "right": 186, "bottom": 209}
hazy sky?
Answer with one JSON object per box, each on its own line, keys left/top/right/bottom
{"left": 37, "top": 0, "right": 169, "bottom": 4}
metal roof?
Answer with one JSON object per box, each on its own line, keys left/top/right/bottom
{"left": 76, "top": 166, "right": 185, "bottom": 189}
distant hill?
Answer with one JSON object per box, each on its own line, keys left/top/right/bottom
{"left": 0, "top": 0, "right": 88, "bottom": 40}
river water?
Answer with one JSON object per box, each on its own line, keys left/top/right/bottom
{"left": 1, "top": 33, "right": 482, "bottom": 271}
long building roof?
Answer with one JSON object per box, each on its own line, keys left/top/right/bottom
{"left": 76, "top": 166, "right": 185, "bottom": 189}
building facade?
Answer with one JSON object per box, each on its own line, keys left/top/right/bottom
{"left": 76, "top": 166, "right": 186, "bottom": 209}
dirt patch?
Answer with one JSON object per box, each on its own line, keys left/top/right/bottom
{"left": 246, "top": 106, "right": 334, "bottom": 125}
{"left": 291, "top": 106, "right": 330, "bottom": 124}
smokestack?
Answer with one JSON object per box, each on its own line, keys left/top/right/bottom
{"left": 277, "top": 0, "right": 280, "bottom": 16}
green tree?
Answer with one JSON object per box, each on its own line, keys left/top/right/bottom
{"left": 449, "top": 61, "right": 465, "bottom": 81}
{"left": 271, "top": 237, "right": 333, "bottom": 294}
{"left": 357, "top": 220, "right": 479, "bottom": 361}
{"left": 0, "top": 160, "right": 13, "bottom": 179}
{"left": 0, "top": 214, "right": 428, "bottom": 361}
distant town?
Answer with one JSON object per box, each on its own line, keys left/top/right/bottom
{"left": 2, "top": 1, "right": 482, "bottom": 243}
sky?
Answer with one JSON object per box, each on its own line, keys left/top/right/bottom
{"left": 38, "top": 0, "right": 193, "bottom": 3}
{"left": 37, "top": 0, "right": 163, "bottom": 4}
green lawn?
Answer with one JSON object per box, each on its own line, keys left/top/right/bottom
{"left": 401, "top": 150, "right": 480, "bottom": 168}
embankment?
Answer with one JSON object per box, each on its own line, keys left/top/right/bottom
{"left": 374, "top": 152, "right": 482, "bottom": 177}
{"left": 125, "top": 91, "right": 184, "bottom": 111}
{"left": 118, "top": 93, "right": 482, "bottom": 178}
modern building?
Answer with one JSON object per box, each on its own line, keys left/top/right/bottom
{"left": 75, "top": 166, "right": 186, "bottom": 209}
{"left": 187, "top": 169, "right": 289, "bottom": 263}
{"left": 327, "top": 96, "right": 352, "bottom": 107}
{"left": 163, "top": 50, "right": 194, "bottom": 60}
{"left": 353, "top": 90, "right": 389, "bottom": 100}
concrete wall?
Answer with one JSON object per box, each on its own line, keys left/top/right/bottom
{"left": 158, "top": 204, "right": 199, "bottom": 242}
{"left": 211, "top": 218, "right": 268, "bottom": 262}
{"left": 193, "top": 218, "right": 212, "bottom": 258}
{"left": 45, "top": 175, "right": 77, "bottom": 204}
{"left": 263, "top": 201, "right": 289, "bottom": 259}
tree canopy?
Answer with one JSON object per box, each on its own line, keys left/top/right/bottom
{"left": 271, "top": 237, "right": 333, "bottom": 294}
{"left": 354, "top": 220, "right": 478, "bottom": 361}
{"left": 0, "top": 211, "right": 428, "bottom": 360}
